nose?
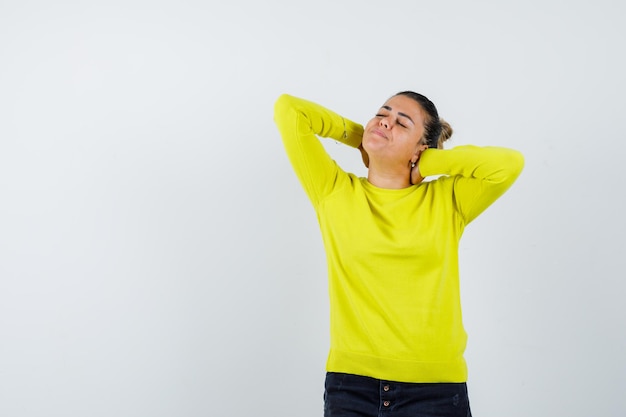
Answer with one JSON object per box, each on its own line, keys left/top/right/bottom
{"left": 379, "top": 116, "right": 391, "bottom": 129}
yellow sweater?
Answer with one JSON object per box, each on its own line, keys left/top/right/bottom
{"left": 274, "top": 94, "right": 524, "bottom": 383}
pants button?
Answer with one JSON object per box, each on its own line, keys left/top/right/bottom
{"left": 383, "top": 400, "right": 390, "bottom": 407}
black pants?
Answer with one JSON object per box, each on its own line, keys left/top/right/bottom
{"left": 324, "top": 372, "right": 472, "bottom": 417}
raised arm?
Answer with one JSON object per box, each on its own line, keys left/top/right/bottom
{"left": 273, "top": 94, "right": 364, "bottom": 205}
{"left": 419, "top": 145, "right": 524, "bottom": 223}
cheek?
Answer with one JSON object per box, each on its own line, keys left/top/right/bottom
{"left": 407, "top": 130, "right": 423, "bottom": 146}
{"left": 362, "top": 120, "right": 381, "bottom": 151}
{"left": 365, "top": 118, "right": 378, "bottom": 129}
{"left": 400, "top": 132, "right": 422, "bottom": 154}
{"left": 362, "top": 119, "right": 378, "bottom": 139}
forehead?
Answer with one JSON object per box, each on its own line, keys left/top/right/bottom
{"left": 381, "top": 95, "right": 425, "bottom": 124}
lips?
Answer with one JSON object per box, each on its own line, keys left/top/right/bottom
{"left": 371, "top": 128, "right": 388, "bottom": 139}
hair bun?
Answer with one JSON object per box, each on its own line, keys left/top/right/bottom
{"left": 437, "top": 119, "right": 453, "bottom": 149}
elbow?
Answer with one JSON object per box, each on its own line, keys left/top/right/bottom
{"left": 274, "top": 94, "right": 301, "bottom": 126}
{"left": 489, "top": 148, "right": 525, "bottom": 185}
{"left": 497, "top": 149, "right": 524, "bottom": 185}
{"left": 509, "top": 149, "right": 525, "bottom": 177}
{"left": 274, "top": 94, "right": 295, "bottom": 115}
{"left": 274, "top": 93, "right": 291, "bottom": 106}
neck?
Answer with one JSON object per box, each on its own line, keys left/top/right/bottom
{"left": 367, "top": 163, "right": 412, "bottom": 189}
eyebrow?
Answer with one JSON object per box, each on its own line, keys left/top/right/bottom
{"left": 381, "top": 105, "right": 414, "bottom": 125}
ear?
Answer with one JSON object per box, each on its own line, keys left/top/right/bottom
{"left": 411, "top": 143, "right": 428, "bottom": 163}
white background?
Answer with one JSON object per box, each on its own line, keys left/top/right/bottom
{"left": 1, "top": 1, "right": 625, "bottom": 416}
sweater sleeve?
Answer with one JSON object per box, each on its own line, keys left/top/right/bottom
{"left": 273, "top": 94, "right": 364, "bottom": 206}
{"left": 419, "top": 145, "right": 524, "bottom": 223}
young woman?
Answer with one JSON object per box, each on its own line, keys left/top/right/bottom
{"left": 274, "top": 91, "right": 524, "bottom": 417}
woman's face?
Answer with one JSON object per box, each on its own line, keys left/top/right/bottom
{"left": 362, "top": 94, "right": 428, "bottom": 167}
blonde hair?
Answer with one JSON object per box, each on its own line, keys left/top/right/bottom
{"left": 436, "top": 119, "right": 453, "bottom": 149}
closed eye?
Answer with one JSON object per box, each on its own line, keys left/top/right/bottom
{"left": 376, "top": 113, "right": 407, "bottom": 128}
